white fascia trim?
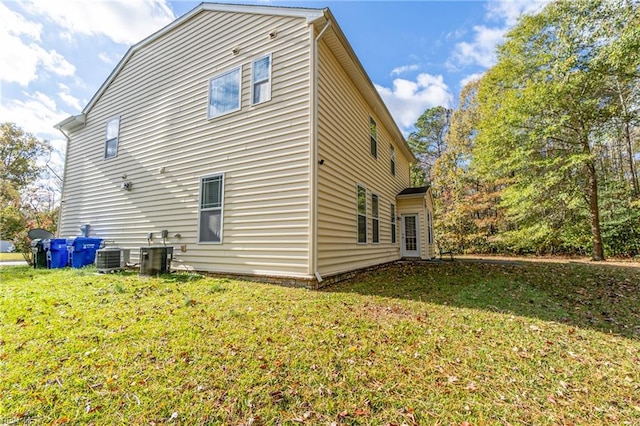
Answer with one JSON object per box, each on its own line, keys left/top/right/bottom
{"left": 54, "top": 114, "right": 85, "bottom": 132}
{"left": 202, "top": 3, "right": 324, "bottom": 21}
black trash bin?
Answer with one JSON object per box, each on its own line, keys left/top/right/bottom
{"left": 31, "top": 239, "right": 47, "bottom": 269}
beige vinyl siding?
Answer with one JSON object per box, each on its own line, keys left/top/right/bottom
{"left": 60, "top": 10, "right": 313, "bottom": 277}
{"left": 316, "top": 39, "right": 412, "bottom": 277}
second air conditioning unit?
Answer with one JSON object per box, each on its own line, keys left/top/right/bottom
{"left": 96, "top": 247, "right": 130, "bottom": 273}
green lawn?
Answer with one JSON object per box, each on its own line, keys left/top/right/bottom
{"left": 1, "top": 261, "right": 638, "bottom": 425}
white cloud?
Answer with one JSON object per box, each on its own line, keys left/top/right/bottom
{"left": 391, "top": 64, "right": 420, "bottom": 76}
{"left": 0, "top": 92, "right": 68, "bottom": 138}
{"left": 449, "top": 25, "right": 505, "bottom": 69}
{"left": 0, "top": 2, "right": 42, "bottom": 39}
{"left": 58, "top": 83, "right": 83, "bottom": 111}
{"left": 460, "top": 72, "right": 484, "bottom": 88}
{"left": 376, "top": 73, "right": 453, "bottom": 133}
{"left": 23, "top": 0, "right": 176, "bottom": 45}
{"left": 98, "top": 52, "right": 120, "bottom": 65}
{"left": 448, "top": 0, "right": 548, "bottom": 70}
{"left": 486, "top": 0, "right": 547, "bottom": 27}
{"left": 0, "top": 3, "right": 75, "bottom": 85}
{"left": 40, "top": 49, "right": 76, "bottom": 77}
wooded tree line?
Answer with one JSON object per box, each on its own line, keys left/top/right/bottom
{"left": 410, "top": 0, "right": 640, "bottom": 260}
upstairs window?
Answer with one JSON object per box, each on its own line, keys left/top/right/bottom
{"left": 369, "top": 117, "right": 378, "bottom": 158}
{"left": 105, "top": 116, "right": 120, "bottom": 159}
{"left": 390, "top": 145, "right": 396, "bottom": 176}
{"left": 252, "top": 54, "right": 271, "bottom": 105}
{"left": 357, "top": 184, "right": 367, "bottom": 243}
{"left": 208, "top": 67, "right": 241, "bottom": 118}
{"left": 372, "top": 193, "right": 379, "bottom": 244}
{"left": 199, "top": 174, "right": 224, "bottom": 243}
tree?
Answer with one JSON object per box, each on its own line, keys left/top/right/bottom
{"left": 0, "top": 122, "right": 50, "bottom": 191}
{"left": 431, "top": 79, "right": 510, "bottom": 253}
{"left": 408, "top": 106, "right": 452, "bottom": 185}
{"left": 474, "top": 0, "right": 640, "bottom": 260}
{"left": 0, "top": 123, "right": 54, "bottom": 258}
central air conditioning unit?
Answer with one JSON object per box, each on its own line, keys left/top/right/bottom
{"left": 96, "top": 248, "right": 130, "bottom": 273}
{"left": 139, "top": 246, "right": 173, "bottom": 276}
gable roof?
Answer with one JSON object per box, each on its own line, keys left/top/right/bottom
{"left": 54, "top": 2, "right": 414, "bottom": 161}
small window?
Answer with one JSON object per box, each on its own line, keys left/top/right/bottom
{"left": 357, "top": 184, "right": 367, "bottom": 243}
{"left": 390, "top": 145, "right": 396, "bottom": 176}
{"left": 390, "top": 204, "right": 397, "bottom": 244}
{"left": 372, "top": 193, "right": 379, "bottom": 244}
{"left": 369, "top": 117, "right": 377, "bottom": 158}
{"left": 208, "top": 67, "right": 241, "bottom": 118}
{"left": 199, "top": 174, "right": 224, "bottom": 243}
{"left": 104, "top": 116, "right": 120, "bottom": 159}
{"left": 427, "top": 210, "right": 434, "bottom": 245}
{"left": 252, "top": 54, "right": 271, "bottom": 105}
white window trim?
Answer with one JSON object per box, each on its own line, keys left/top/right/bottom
{"left": 371, "top": 192, "right": 380, "bottom": 244}
{"left": 208, "top": 66, "right": 242, "bottom": 119}
{"left": 251, "top": 53, "right": 272, "bottom": 106}
{"left": 198, "top": 173, "right": 225, "bottom": 244}
{"left": 104, "top": 115, "right": 120, "bottom": 160}
{"left": 369, "top": 117, "right": 378, "bottom": 159}
{"left": 390, "top": 145, "right": 396, "bottom": 176}
{"left": 356, "top": 183, "right": 367, "bottom": 244}
{"left": 391, "top": 203, "right": 397, "bottom": 244}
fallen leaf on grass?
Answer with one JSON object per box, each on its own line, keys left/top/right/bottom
{"left": 85, "top": 404, "right": 102, "bottom": 413}
{"left": 465, "top": 382, "right": 478, "bottom": 391}
{"left": 353, "top": 408, "right": 369, "bottom": 416}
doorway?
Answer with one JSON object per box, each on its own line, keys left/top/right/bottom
{"left": 401, "top": 214, "right": 420, "bottom": 257}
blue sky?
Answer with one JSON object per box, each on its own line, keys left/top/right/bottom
{"left": 0, "top": 0, "right": 545, "bottom": 181}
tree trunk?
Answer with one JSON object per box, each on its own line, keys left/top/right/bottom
{"left": 586, "top": 160, "right": 605, "bottom": 261}
{"left": 616, "top": 79, "right": 639, "bottom": 197}
{"left": 623, "top": 121, "right": 639, "bottom": 197}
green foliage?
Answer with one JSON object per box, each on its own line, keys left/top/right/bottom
{"left": 427, "top": 80, "right": 510, "bottom": 253}
{"left": 413, "top": 1, "right": 640, "bottom": 258}
{"left": 0, "top": 122, "right": 50, "bottom": 191}
{"left": 599, "top": 183, "right": 640, "bottom": 257}
{"left": 0, "top": 123, "right": 57, "bottom": 259}
{"left": 471, "top": 0, "right": 640, "bottom": 259}
{"left": 408, "top": 106, "right": 452, "bottom": 182}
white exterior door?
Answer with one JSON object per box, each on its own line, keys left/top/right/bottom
{"left": 401, "top": 214, "right": 420, "bottom": 257}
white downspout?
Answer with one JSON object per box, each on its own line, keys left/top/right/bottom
{"left": 309, "top": 17, "right": 331, "bottom": 283}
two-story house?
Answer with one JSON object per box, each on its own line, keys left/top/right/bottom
{"left": 55, "top": 3, "right": 435, "bottom": 286}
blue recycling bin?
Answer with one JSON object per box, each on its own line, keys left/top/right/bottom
{"left": 67, "top": 237, "right": 103, "bottom": 268}
{"left": 43, "top": 238, "right": 69, "bottom": 269}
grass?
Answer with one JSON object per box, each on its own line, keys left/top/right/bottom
{"left": 0, "top": 260, "right": 639, "bottom": 425}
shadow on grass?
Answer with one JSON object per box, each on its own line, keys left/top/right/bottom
{"left": 322, "top": 259, "right": 640, "bottom": 339}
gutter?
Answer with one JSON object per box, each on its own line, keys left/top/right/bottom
{"left": 309, "top": 14, "right": 332, "bottom": 282}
